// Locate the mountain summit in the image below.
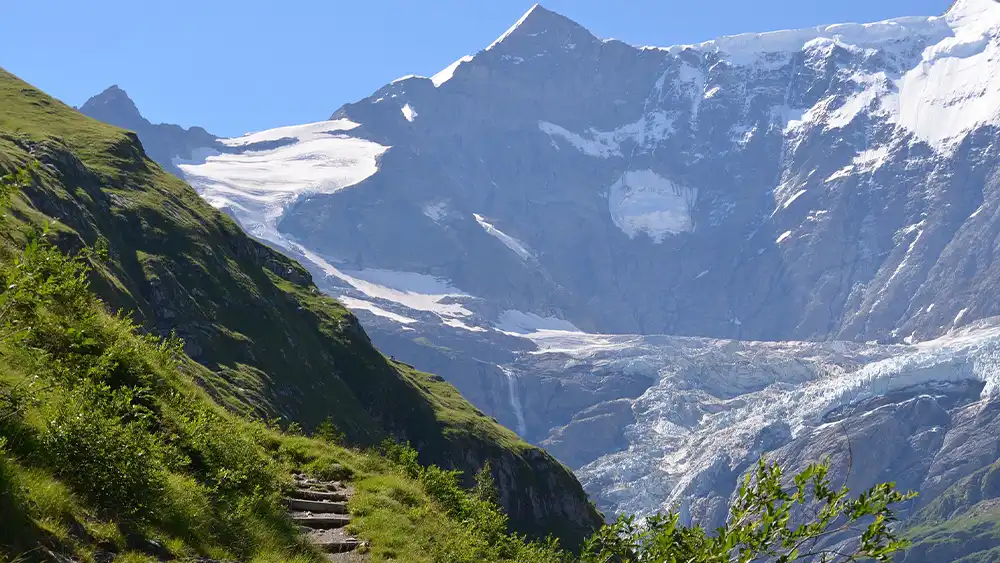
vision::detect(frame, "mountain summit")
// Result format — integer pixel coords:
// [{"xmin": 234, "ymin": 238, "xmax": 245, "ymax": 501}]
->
[
  {"xmin": 79, "ymin": 85, "xmax": 220, "ymax": 177},
  {"xmin": 78, "ymin": 84, "xmax": 146, "ymax": 130},
  {"xmin": 484, "ymin": 3, "xmax": 597, "ymax": 52}
]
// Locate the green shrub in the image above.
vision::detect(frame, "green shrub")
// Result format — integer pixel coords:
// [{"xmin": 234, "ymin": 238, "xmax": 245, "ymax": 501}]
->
[
  {"xmin": 0, "ymin": 163, "xmax": 32, "ymax": 215},
  {"xmin": 40, "ymin": 381, "xmax": 165, "ymax": 520},
  {"xmin": 1, "ymin": 236, "xmax": 94, "ymax": 348},
  {"xmin": 380, "ymin": 438, "xmax": 421, "ymax": 479},
  {"xmin": 174, "ymin": 407, "xmax": 281, "ymax": 499},
  {"xmin": 473, "ymin": 462, "xmax": 500, "ymax": 506},
  {"xmin": 375, "ymin": 440, "xmax": 568, "ymax": 562}
]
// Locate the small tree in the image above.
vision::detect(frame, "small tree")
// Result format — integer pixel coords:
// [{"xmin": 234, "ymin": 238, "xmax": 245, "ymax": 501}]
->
[
  {"xmin": 313, "ymin": 416, "xmax": 345, "ymax": 445},
  {"xmin": 473, "ymin": 461, "xmax": 500, "ymax": 505},
  {"xmin": 582, "ymin": 459, "xmax": 916, "ymax": 563}
]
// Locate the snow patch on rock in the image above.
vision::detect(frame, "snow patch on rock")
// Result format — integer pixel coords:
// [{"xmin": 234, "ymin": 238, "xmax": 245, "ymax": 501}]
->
[
  {"xmin": 538, "ymin": 121, "xmax": 621, "ymax": 158},
  {"xmin": 496, "ymin": 310, "xmax": 580, "ymax": 334},
  {"xmin": 474, "ymin": 214, "xmax": 534, "ymax": 260},
  {"xmin": 487, "ymin": 4, "xmax": 544, "ymax": 51},
  {"xmin": 338, "ymin": 296, "xmax": 419, "ymax": 324},
  {"xmin": 340, "ymin": 268, "xmax": 473, "ymax": 317},
  {"xmin": 608, "ymin": 170, "xmax": 697, "ymax": 241},
  {"xmin": 401, "ymin": 103, "xmax": 418, "ymax": 122},
  {"xmin": 538, "ymin": 112, "xmax": 676, "ymax": 159},
  {"xmin": 432, "ymin": 55, "xmax": 474, "ymax": 87}
]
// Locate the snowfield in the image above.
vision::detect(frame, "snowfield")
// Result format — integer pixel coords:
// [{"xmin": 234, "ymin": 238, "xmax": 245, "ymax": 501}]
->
[
  {"xmin": 608, "ymin": 170, "xmax": 697, "ymax": 241},
  {"xmin": 176, "ymin": 119, "xmax": 387, "ymax": 244}
]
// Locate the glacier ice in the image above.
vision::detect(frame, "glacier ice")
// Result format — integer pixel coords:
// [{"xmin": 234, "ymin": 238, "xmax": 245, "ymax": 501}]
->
[
  {"xmin": 177, "ymin": 119, "xmax": 387, "ymax": 246},
  {"xmin": 528, "ymin": 323, "xmax": 1000, "ymax": 518}
]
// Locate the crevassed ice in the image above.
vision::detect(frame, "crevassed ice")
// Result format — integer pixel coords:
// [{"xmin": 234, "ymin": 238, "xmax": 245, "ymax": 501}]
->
[{"xmin": 552, "ymin": 322, "xmax": 1000, "ymax": 518}]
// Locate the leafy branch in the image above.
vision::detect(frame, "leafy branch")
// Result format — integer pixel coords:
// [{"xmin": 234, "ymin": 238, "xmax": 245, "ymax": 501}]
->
[
  {"xmin": 581, "ymin": 459, "xmax": 916, "ymax": 563},
  {"xmin": 0, "ymin": 162, "xmax": 35, "ymax": 214}
]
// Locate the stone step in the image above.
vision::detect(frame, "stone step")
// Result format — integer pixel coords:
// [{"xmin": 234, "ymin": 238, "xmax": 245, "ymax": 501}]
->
[
  {"xmin": 306, "ymin": 528, "xmax": 362, "ymax": 554},
  {"xmin": 291, "ymin": 513, "xmax": 351, "ymax": 529},
  {"xmin": 322, "ymin": 540, "xmax": 361, "ymax": 555},
  {"xmin": 293, "ymin": 477, "xmax": 341, "ymax": 492},
  {"xmin": 293, "ymin": 488, "xmax": 349, "ymax": 502},
  {"xmin": 288, "ymin": 498, "xmax": 348, "ymax": 514}
]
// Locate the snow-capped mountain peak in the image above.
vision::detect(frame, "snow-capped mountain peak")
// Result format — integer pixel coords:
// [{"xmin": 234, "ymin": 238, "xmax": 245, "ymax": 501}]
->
[
  {"xmin": 173, "ymin": 1, "xmax": 1000, "ymax": 346},
  {"xmin": 948, "ymin": 0, "xmax": 1000, "ymax": 29}
]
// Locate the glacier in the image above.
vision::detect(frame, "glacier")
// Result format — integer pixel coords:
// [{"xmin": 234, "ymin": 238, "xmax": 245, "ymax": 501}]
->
[
  {"xmin": 175, "ymin": 119, "xmax": 387, "ymax": 245},
  {"xmin": 521, "ymin": 323, "xmax": 1000, "ymax": 519}
]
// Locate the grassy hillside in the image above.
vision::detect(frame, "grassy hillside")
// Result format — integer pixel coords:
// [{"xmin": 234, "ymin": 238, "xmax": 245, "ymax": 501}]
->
[
  {"xmin": 903, "ymin": 460, "xmax": 1000, "ymax": 562},
  {"xmin": 0, "ymin": 68, "xmax": 603, "ymax": 547}
]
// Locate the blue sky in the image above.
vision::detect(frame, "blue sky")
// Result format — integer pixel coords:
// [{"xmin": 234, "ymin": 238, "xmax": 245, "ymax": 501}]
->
[{"xmin": 3, "ymin": 0, "xmax": 951, "ymax": 137}]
